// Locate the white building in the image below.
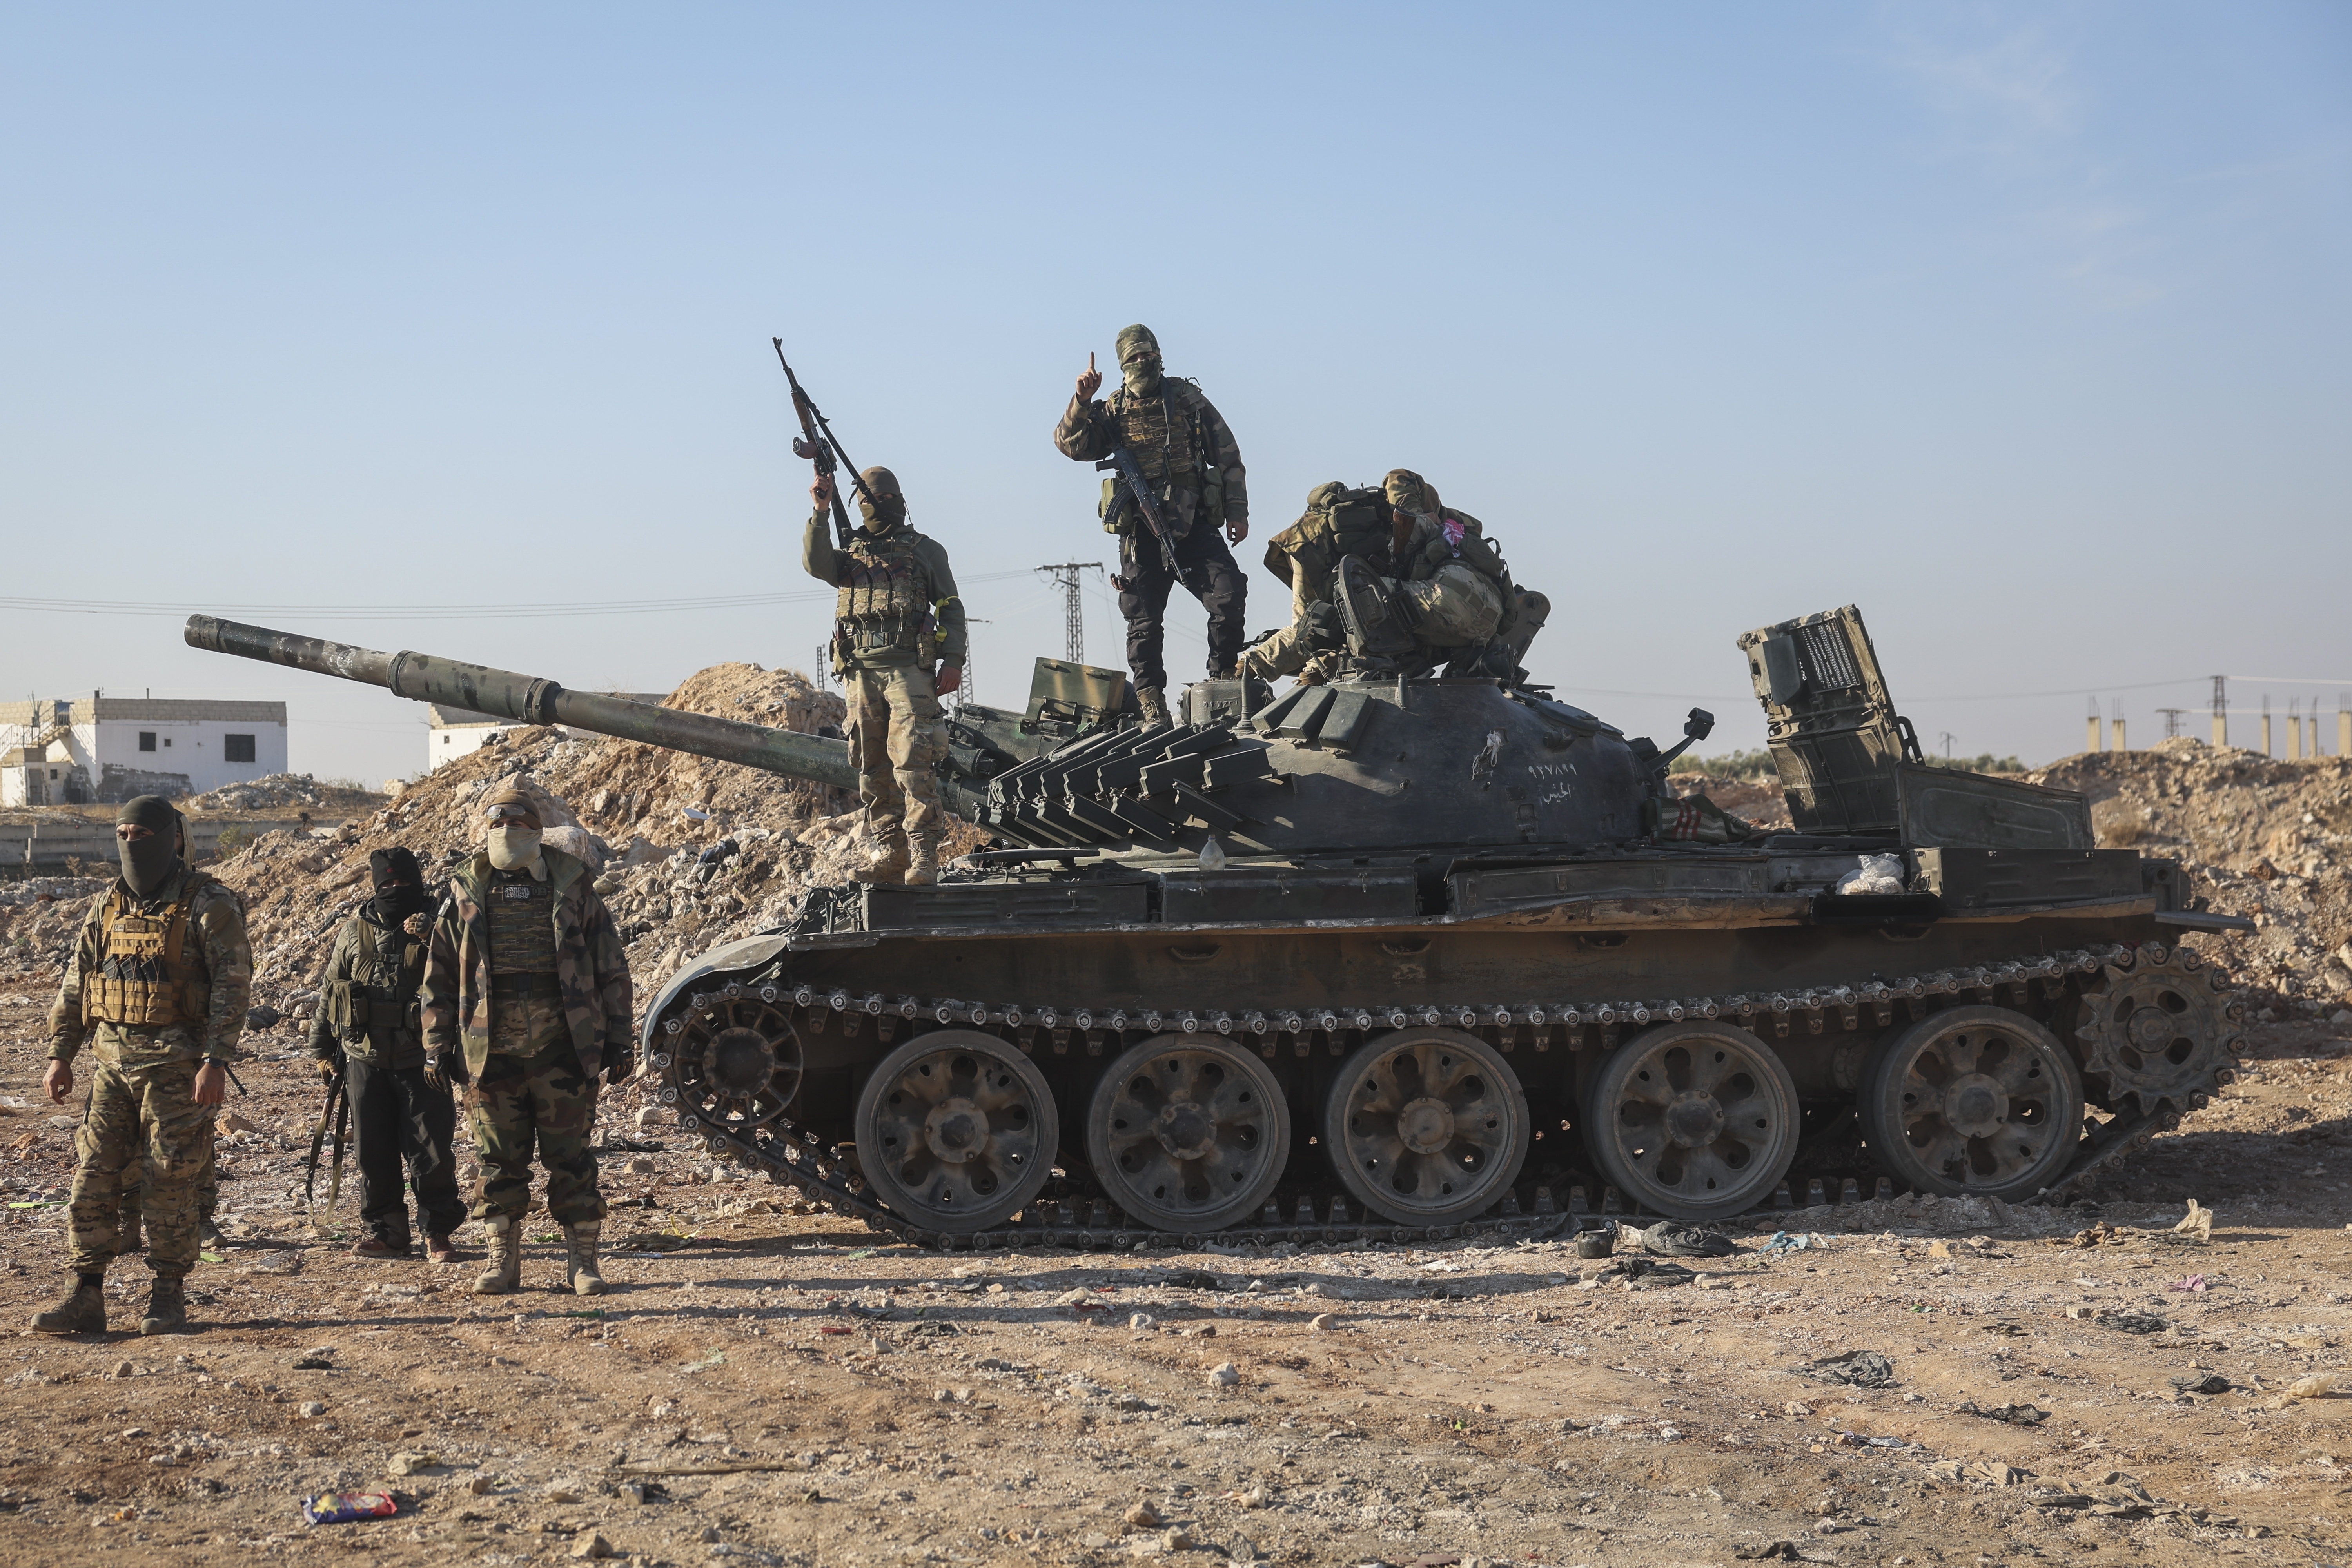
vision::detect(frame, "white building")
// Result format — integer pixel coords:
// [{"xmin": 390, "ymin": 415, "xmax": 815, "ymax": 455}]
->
[
  {"xmin": 0, "ymin": 695, "xmax": 290, "ymax": 806},
  {"xmin": 425, "ymin": 695, "xmax": 667, "ymax": 772}
]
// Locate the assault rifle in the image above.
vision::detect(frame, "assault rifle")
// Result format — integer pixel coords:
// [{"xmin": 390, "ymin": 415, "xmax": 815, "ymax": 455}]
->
[
  {"xmin": 772, "ymin": 340, "xmax": 876, "ymax": 552},
  {"xmin": 1096, "ymin": 448, "xmax": 1182, "ymax": 577}
]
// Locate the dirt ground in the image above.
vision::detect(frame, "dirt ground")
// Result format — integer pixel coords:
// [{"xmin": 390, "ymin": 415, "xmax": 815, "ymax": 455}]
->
[{"xmin": 1, "ymin": 989, "xmax": 2347, "ymax": 1568}]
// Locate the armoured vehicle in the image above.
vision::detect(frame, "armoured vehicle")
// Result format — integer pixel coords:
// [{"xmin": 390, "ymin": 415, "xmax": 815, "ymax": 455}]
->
[{"xmin": 187, "ymin": 609, "xmax": 2251, "ymax": 1250}]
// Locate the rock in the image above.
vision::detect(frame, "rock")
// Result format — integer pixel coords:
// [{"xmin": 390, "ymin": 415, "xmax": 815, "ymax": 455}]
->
[
  {"xmin": 466, "ymin": 1474, "xmax": 496, "ymax": 1495},
  {"xmin": 547, "ymin": 1488, "xmax": 583, "ymax": 1505},
  {"xmin": 218, "ymin": 1111, "xmax": 256, "ymax": 1134},
  {"xmin": 1207, "ymin": 1362, "xmax": 1241, "ymax": 1388},
  {"xmin": 297, "ymin": 1401, "xmax": 327, "ymax": 1417},
  {"xmin": 243, "ymin": 1005, "xmax": 281, "ymax": 1030},
  {"xmin": 571, "ymin": 1533, "xmax": 615, "ymax": 1559},
  {"xmin": 1161, "ymin": 1526, "xmax": 1194, "ymax": 1551},
  {"xmin": 1125, "ymin": 1500, "xmax": 1165, "ymax": 1528},
  {"xmin": 1309, "ymin": 1313, "xmax": 1339, "ymax": 1331},
  {"xmin": 625, "ymin": 1156, "xmax": 656, "ymax": 1175},
  {"xmin": 633, "ymin": 1106, "xmax": 670, "ymax": 1129},
  {"xmin": 386, "ymin": 1450, "xmax": 434, "ymax": 1475},
  {"xmin": 1129, "ymin": 1313, "xmax": 1156, "ymax": 1332}
]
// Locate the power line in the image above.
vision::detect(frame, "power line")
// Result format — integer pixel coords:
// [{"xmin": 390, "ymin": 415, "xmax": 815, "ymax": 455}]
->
[{"xmin": 1033, "ymin": 563, "xmax": 1104, "ymax": 665}]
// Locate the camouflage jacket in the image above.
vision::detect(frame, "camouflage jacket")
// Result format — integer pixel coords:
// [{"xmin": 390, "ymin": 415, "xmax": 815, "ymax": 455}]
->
[
  {"xmin": 420, "ymin": 847, "xmax": 633, "ymax": 1081},
  {"xmin": 47, "ymin": 862, "xmax": 252, "ymax": 1066},
  {"xmin": 1054, "ymin": 379, "xmax": 1249, "ymax": 523},
  {"xmin": 306, "ymin": 902, "xmax": 432, "ymax": 1068}
]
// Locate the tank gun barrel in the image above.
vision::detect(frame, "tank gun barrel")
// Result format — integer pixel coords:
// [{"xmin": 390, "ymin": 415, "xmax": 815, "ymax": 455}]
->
[{"xmin": 183, "ymin": 615, "xmax": 859, "ymax": 793}]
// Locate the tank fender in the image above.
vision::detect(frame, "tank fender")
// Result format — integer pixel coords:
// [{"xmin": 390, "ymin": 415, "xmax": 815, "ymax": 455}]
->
[{"xmin": 637, "ymin": 932, "xmax": 794, "ymax": 1053}]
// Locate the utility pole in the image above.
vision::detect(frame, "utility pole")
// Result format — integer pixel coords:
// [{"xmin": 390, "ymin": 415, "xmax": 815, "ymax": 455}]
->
[
  {"xmin": 1938, "ymin": 731, "xmax": 1955, "ymax": 762},
  {"xmin": 2210, "ymin": 675, "xmax": 2227, "ymax": 748},
  {"xmin": 811, "ymin": 646, "xmax": 830, "ymax": 695},
  {"xmin": 2157, "ymin": 707, "xmax": 2187, "ymax": 740},
  {"xmin": 1035, "ymin": 562, "xmax": 1105, "ymax": 666}
]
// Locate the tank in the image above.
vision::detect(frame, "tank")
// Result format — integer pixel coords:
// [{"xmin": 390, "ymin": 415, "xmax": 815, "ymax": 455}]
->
[{"xmin": 186, "ymin": 608, "xmax": 2252, "ymax": 1250}]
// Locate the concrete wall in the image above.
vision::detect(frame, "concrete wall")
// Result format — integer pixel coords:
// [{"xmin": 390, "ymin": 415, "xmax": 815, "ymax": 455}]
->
[{"xmin": 0, "ymin": 814, "xmax": 325, "ymax": 873}]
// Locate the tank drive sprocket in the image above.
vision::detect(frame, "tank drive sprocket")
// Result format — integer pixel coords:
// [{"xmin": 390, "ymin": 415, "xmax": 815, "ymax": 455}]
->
[{"xmin": 2073, "ymin": 945, "xmax": 2245, "ymax": 1115}]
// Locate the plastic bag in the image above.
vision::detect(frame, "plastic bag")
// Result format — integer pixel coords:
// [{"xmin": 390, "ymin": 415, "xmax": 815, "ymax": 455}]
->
[{"xmin": 1833, "ymin": 854, "xmax": 1906, "ymax": 895}]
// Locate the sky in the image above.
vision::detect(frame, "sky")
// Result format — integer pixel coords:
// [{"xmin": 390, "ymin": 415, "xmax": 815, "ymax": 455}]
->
[{"xmin": 3, "ymin": 2, "xmax": 2347, "ymax": 786}]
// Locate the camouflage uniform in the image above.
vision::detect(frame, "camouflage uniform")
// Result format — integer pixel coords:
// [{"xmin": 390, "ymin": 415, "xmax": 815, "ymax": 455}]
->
[
  {"xmin": 47, "ymin": 862, "xmax": 250, "ymax": 1281},
  {"xmin": 801, "ymin": 475, "xmax": 967, "ymax": 871},
  {"xmin": 1054, "ymin": 325, "xmax": 1250, "ymax": 696},
  {"xmin": 308, "ymin": 901, "xmax": 465, "ymax": 1247},
  {"xmin": 1243, "ymin": 470, "xmax": 1535, "ymax": 681},
  {"xmin": 421, "ymin": 845, "xmax": 631, "ymax": 1227}
]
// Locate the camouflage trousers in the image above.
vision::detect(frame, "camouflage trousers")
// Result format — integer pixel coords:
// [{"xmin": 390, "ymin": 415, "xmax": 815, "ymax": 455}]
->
[
  {"xmin": 120, "ymin": 1141, "xmax": 218, "ymax": 1234},
  {"xmin": 465, "ymin": 1007, "xmax": 602, "ymax": 1225},
  {"xmin": 849, "ymin": 663, "xmax": 947, "ymax": 852},
  {"xmin": 67, "ymin": 1055, "xmax": 214, "ymax": 1278}
]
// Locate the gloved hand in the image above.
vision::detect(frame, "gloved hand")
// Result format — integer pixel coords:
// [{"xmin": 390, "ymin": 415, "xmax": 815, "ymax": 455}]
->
[
  {"xmin": 423, "ymin": 1053, "xmax": 449, "ymax": 1093},
  {"xmin": 605, "ymin": 1055, "xmax": 637, "ymax": 1089},
  {"xmin": 314, "ymin": 1057, "xmax": 339, "ymax": 1086}
]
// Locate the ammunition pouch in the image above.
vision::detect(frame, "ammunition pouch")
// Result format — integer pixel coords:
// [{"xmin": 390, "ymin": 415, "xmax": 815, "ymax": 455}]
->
[{"xmin": 82, "ymin": 878, "xmax": 214, "ymax": 1029}]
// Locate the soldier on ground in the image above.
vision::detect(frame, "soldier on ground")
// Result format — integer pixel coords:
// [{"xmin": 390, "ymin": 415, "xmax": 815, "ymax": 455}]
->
[
  {"xmin": 32, "ymin": 795, "xmax": 250, "ymax": 1336},
  {"xmin": 421, "ymin": 788, "xmax": 633, "ymax": 1296},
  {"xmin": 308, "ymin": 846, "xmax": 466, "ymax": 1261},
  {"xmin": 1054, "ymin": 324, "xmax": 1249, "ymax": 726},
  {"xmin": 802, "ymin": 466, "xmax": 967, "ymax": 886},
  {"xmin": 1240, "ymin": 469, "xmax": 1545, "ymax": 684}
]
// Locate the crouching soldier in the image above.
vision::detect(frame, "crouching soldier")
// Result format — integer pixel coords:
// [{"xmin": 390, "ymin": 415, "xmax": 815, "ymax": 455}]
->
[
  {"xmin": 308, "ymin": 847, "xmax": 466, "ymax": 1261},
  {"xmin": 33, "ymin": 795, "xmax": 249, "ymax": 1336},
  {"xmin": 422, "ymin": 789, "xmax": 633, "ymax": 1296}
]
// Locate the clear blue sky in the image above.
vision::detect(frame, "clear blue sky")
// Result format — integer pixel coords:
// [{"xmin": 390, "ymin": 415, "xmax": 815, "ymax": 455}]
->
[{"xmin": 4, "ymin": 3, "xmax": 2347, "ymax": 784}]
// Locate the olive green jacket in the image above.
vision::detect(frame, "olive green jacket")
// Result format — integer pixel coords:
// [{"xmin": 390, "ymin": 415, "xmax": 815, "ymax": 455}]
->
[{"xmin": 419, "ymin": 848, "xmax": 633, "ymax": 1082}]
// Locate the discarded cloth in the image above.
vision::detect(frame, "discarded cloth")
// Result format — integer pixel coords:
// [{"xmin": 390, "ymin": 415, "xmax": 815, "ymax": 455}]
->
[{"xmin": 1641, "ymin": 1220, "xmax": 1736, "ymax": 1258}]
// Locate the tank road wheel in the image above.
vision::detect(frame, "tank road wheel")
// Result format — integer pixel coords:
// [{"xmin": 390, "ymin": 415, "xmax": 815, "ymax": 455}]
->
[
  {"xmin": 668, "ymin": 993, "xmax": 803, "ymax": 1136},
  {"xmin": 1859, "ymin": 1005, "xmax": 2084, "ymax": 1201},
  {"xmin": 1584, "ymin": 1022, "xmax": 1800, "ymax": 1222},
  {"xmin": 1323, "ymin": 1029, "xmax": 1530, "ymax": 1226},
  {"xmin": 854, "ymin": 1030, "xmax": 1058, "ymax": 1234},
  {"xmin": 1086, "ymin": 1034, "xmax": 1290, "ymax": 1233}
]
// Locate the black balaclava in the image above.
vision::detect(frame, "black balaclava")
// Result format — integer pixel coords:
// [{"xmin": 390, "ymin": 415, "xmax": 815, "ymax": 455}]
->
[
  {"xmin": 370, "ymin": 846, "xmax": 427, "ymax": 926},
  {"xmin": 116, "ymin": 795, "xmax": 183, "ymax": 899}
]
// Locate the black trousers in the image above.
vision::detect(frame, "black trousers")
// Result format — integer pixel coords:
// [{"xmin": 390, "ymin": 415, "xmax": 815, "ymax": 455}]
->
[
  {"xmin": 346, "ymin": 1056, "xmax": 466, "ymax": 1242},
  {"xmin": 1117, "ymin": 513, "xmax": 1248, "ymax": 693}
]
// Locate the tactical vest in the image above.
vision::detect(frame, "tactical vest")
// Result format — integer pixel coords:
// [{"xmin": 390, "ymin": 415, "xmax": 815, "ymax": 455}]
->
[
  {"xmin": 321, "ymin": 912, "xmax": 426, "ymax": 1053},
  {"xmin": 834, "ymin": 529, "xmax": 937, "ymax": 661},
  {"xmin": 486, "ymin": 875, "xmax": 559, "ymax": 974},
  {"xmin": 82, "ymin": 875, "xmax": 217, "ymax": 1028}
]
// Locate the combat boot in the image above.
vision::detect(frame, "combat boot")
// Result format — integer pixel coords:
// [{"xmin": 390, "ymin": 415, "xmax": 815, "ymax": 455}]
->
[
  {"xmin": 853, "ymin": 837, "xmax": 910, "ymax": 886},
  {"xmin": 197, "ymin": 1215, "xmax": 224, "ymax": 1250},
  {"xmin": 562, "ymin": 1220, "xmax": 607, "ymax": 1296},
  {"xmin": 471, "ymin": 1215, "xmax": 521, "ymax": 1296},
  {"xmin": 1136, "ymin": 687, "xmax": 1170, "ymax": 730},
  {"xmin": 29, "ymin": 1277, "xmax": 106, "ymax": 1335},
  {"xmin": 139, "ymin": 1276, "xmax": 189, "ymax": 1336},
  {"xmin": 904, "ymin": 840, "xmax": 942, "ymax": 887}
]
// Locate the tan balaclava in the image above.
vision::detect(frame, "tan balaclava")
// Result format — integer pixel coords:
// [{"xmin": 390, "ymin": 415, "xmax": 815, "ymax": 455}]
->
[{"xmin": 484, "ymin": 787, "xmax": 544, "ymax": 874}]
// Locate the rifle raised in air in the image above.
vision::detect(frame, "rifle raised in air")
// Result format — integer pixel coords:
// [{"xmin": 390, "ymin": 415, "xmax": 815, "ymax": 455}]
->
[{"xmin": 771, "ymin": 340, "xmax": 875, "ymax": 552}]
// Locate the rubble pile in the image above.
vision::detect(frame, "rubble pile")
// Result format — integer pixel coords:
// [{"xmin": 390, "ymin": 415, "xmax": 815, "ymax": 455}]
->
[
  {"xmin": 2030, "ymin": 739, "xmax": 2352, "ymax": 1018},
  {"xmin": 197, "ymin": 662, "xmax": 882, "ymax": 1019},
  {"xmin": 1668, "ymin": 769, "xmax": 1793, "ymax": 831},
  {"xmin": 185, "ymin": 772, "xmax": 383, "ymax": 816}
]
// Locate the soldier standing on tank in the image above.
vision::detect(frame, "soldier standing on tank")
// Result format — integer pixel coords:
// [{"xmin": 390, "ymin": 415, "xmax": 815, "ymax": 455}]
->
[
  {"xmin": 307, "ymin": 846, "xmax": 466, "ymax": 1261},
  {"xmin": 32, "ymin": 795, "xmax": 249, "ymax": 1336},
  {"xmin": 1054, "ymin": 325, "xmax": 1250, "ymax": 726},
  {"xmin": 421, "ymin": 788, "xmax": 633, "ymax": 1296},
  {"xmin": 802, "ymin": 466, "xmax": 967, "ymax": 886}
]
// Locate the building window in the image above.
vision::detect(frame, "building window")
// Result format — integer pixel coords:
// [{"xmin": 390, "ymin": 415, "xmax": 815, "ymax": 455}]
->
[
  {"xmin": 224, "ymin": 734, "xmax": 256, "ymax": 763},
  {"xmin": 164, "ymin": 737, "xmax": 172, "ymax": 746},
  {"xmin": 139, "ymin": 731, "xmax": 157, "ymax": 751},
  {"xmin": 49, "ymin": 769, "xmax": 59, "ymax": 780}
]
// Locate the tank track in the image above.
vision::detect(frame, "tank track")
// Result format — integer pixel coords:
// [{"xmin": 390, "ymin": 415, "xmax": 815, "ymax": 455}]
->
[{"xmin": 650, "ymin": 939, "xmax": 2245, "ymax": 1250}]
